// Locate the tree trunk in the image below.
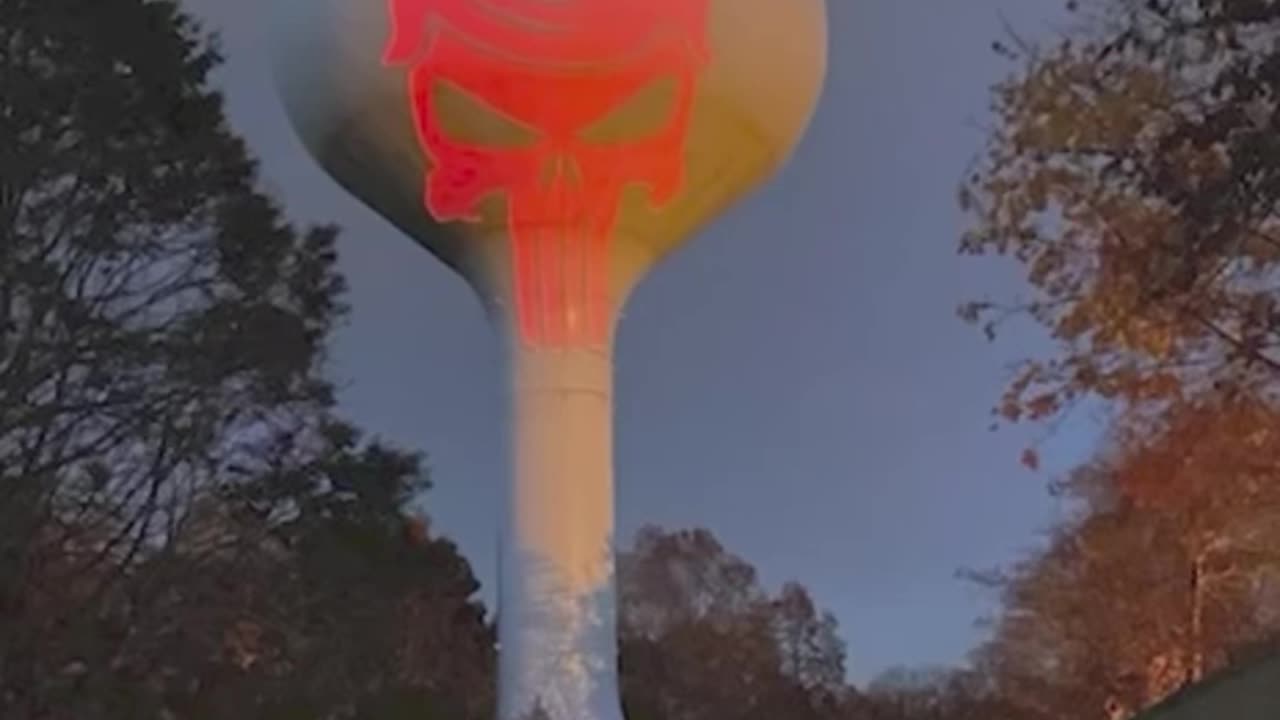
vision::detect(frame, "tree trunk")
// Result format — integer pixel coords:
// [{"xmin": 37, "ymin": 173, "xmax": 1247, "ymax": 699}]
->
[{"xmin": 1189, "ymin": 548, "xmax": 1207, "ymax": 685}]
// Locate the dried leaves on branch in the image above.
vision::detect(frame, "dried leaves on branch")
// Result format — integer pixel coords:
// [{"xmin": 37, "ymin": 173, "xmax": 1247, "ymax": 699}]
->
[{"xmin": 960, "ymin": 0, "xmax": 1280, "ymax": 422}]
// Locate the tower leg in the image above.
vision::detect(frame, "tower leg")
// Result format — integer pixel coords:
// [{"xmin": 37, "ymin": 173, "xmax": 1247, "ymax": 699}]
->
[{"xmin": 497, "ymin": 342, "xmax": 624, "ymax": 720}]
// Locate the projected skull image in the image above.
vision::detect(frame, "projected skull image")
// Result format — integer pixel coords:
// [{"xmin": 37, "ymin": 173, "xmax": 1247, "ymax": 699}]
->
[{"xmin": 383, "ymin": 0, "xmax": 711, "ymax": 347}]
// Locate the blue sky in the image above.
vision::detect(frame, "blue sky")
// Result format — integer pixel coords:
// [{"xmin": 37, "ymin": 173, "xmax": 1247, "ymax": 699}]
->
[{"xmin": 187, "ymin": 0, "xmax": 1103, "ymax": 684}]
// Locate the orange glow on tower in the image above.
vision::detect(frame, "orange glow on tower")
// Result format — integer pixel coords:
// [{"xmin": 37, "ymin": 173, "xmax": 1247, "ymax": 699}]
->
[{"xmin": 382, "ymin": 0, "xmax": 712, "ymax": 347}]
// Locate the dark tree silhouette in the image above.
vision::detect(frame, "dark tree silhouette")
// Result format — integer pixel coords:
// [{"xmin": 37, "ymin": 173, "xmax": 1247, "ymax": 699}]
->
[
  {"xmin": 0, "ymin": 0, "xmax": 341, "ymax": 596},
  {"xmin": 617, "ymin": 526, "xmax": 852, "ymax": 720},
  {"xmin": 0, "ymin": 2, "xmax": 494, "ymax": 718}
]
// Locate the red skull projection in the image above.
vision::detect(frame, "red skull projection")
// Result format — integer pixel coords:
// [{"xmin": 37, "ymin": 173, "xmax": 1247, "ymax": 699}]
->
[{"xmin": 383, "ymin": 0, "xmax": 712, "ymax": 347}]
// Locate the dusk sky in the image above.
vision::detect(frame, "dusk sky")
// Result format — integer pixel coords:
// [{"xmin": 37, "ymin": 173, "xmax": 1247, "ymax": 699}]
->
[{"xmin": 185, "ymin": 0, "xmax": 1104, "ymax": 683}]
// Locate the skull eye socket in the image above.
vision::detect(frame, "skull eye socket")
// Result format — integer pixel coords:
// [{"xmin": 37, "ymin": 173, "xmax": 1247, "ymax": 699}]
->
[
  {"xmin": 578, "ymin": 76, "xmax": 677, "ymax": 144},
  {"xmin": 430, "ymin": 79, "xmax": 542, "ymax": 147}
]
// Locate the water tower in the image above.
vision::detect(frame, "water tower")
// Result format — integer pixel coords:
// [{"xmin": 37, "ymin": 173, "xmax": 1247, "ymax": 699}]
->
[{"xmin": 270, "ymin": 1, "xmax": 826, "ymax": 717}]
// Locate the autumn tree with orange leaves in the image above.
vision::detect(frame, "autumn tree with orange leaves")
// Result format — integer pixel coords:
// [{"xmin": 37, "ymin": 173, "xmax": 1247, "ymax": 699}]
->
[
  {"xmin": 960, "ymin": 2, "xmax": 1280, "ymax": 717},
  {"xmin": 960, "ymin": 0, "xmax": 1280, "ymax": 425},
  {"xmin": 969, "ymin": 394, "xmax": 1280, "ymax": 720}
]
